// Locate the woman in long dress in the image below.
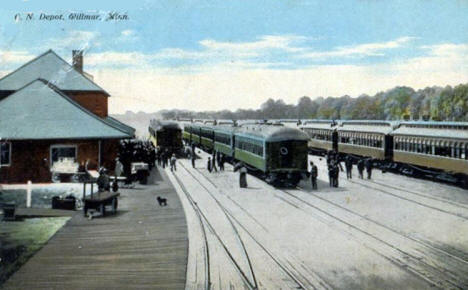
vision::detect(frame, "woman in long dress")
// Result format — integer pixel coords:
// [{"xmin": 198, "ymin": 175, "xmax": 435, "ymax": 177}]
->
[{"xmin": 239, "ymin": 166, "xmax": 248, "ymax": 188}]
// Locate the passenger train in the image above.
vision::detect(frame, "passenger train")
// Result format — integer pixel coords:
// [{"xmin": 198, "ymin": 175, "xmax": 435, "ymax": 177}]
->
[
  {"xmin": 157, "ymin": 117, "xmax": 468, "ymax": 188},
  {"xmin": 148, "ymin": 120, "xmax": 183, "ymax": 155},
  {"xmin": 300, "ymin": 120, "xmax": 468, "ymax": 188},
  {"xmin": 183, "ymin": 122, "xmax": 309, "ymax": 187}
]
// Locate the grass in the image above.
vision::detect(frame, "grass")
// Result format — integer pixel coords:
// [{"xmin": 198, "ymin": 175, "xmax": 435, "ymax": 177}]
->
[{"xmin": 0, "ymin": 217, "xmax": 70, "ymax": 285}]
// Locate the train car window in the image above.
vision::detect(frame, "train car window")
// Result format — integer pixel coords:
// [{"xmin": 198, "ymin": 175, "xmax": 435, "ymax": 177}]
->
[
  {"xmin": 454, "ymin": 142, "xmax": 460, "ymax": 159},
  {"xmin": 465, "ymin": 143, "xmax": 468, "ymax": 160},
  {"xmin": 377, "ymin": 136, "xmax": 383, "ymax": 148}
]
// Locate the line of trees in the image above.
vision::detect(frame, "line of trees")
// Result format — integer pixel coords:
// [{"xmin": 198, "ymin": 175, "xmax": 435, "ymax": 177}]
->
[{"xmin": 161, "ymin": 83, "xmax": 468, "ymax": 121}]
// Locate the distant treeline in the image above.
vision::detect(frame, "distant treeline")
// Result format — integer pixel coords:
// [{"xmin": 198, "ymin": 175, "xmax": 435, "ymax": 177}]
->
[{"xmin": 161, "ymin": 83, "xmax": 468, "ymax": 121}]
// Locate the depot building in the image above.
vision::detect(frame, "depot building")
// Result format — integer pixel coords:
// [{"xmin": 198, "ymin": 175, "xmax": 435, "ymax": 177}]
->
[{"xmin": 0, "ymin": 50, "xmax": 135, "ymax": 183}]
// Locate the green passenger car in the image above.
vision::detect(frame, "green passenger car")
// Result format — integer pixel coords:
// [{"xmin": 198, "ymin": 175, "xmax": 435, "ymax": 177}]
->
[
  {"xmin": 233, "ymin": 125, "xmax": 309, "ymax": 186},
  {"xmin": 214, "ymin": 126, "xmax": 236, "ymax": 158}
]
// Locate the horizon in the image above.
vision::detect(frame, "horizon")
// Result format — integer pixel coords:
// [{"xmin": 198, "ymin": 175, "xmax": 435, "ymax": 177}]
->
[{"xmin": 1, "ymin": 1, "xmax": 467, "ymax": 114}]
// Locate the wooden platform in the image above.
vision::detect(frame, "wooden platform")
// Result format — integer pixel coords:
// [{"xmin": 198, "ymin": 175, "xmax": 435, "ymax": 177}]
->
[
  {"xmin": 15, "ymin": 208, "xmax": 76, "ymax": 218},
  {"xmin": 3, "ymin": 167, "xmax": 188, "ymax": 290}
]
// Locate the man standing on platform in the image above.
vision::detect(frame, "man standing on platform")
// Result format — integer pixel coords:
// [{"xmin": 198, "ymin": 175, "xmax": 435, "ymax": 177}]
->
[
  {"xmin": 207, "ymin": 157, "xmax": 212, "ymax": 173},
  {"xmin": 328, "ymin": 161, "xmax": 334, "ymax": 187},
  {"xmin": 191, "ymin": 153, "xmax": 196, "ymax": 168},
  {"xmin": 219, "ymin": 155, "xmax": 225, "ymax": 171},
  {"xmin": 211, "ymin": 154, "xmax": 218, "ymax": 172},
  {"xmin": 310, "ymin": 161, "xmax": 318, "ymax": 189},
  {"xmin": 357, "ymin": 159, "xmax": 365, "ymax": 179},
  {"xmin": 170, "ymin": 154, "xmax": 177, "ymax": 172},
  {"xmin": 345, "ymin": 155, "xmax": 353, "ymax": 179},
  {"xmin": 365, "ymin": 158, "xmax": 373, "ymax": 179}
]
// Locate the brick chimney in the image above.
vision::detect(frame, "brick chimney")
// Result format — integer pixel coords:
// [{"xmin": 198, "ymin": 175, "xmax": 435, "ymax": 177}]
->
[{"xmin": 72, "ymin": 50, "xmax": 83, "ymax": 73}]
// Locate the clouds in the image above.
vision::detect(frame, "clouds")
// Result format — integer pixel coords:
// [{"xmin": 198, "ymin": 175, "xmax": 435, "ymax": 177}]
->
[
  {"xmin": 81, "ymin": 35, "xmax": 419, "ymax": 70},
  {"xmin": 0, "ymin": 50, "xmax": 35, "ymax": 65},
  {"xmin": 0, "ymin": 32, "xmax": 466, "ymax": 114},
  {"xmin": 118, "ymin": 29, "xmax": 138, "ymax": 43},
  {"xmin": 301, "ymin": 37, "xmax": 416, "ymax": 59},
  {"xmin": 97, "ymin": 41, "xmax": 468, "ymax": 113},
  {"xmin": 48, "ymin": 30, "xmax": 101, "ymax": 51}
]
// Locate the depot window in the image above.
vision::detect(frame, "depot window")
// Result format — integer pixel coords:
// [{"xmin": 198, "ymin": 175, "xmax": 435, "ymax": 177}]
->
[
  {"xmin": 0, "ymin": 142, "xmax": 11, "ymax": 166},
  {"xmin": 50, "ymin": 145, "xmax": 77, "ymax": 166}
]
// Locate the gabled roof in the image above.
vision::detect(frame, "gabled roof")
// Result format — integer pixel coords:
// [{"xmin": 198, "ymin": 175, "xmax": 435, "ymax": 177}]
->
[
  {"xmin": 0, "ymin": 50, "xmax": 109, "ymax": 95},
  {"xmin": 0, "ymin": 79, "xmax": 131, "ymax": 140},
  {"xmin": 104, "ymin": 116, "xmax": 136, "ymax": 137}
]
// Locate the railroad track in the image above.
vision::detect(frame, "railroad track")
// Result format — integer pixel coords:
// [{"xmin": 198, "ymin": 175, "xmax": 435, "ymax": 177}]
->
[
  {"xmin": 184, "ymin": 153, "xmax": 467, "ymax": 288},
  {"xmin": 170, "ymin": 171, "xmax": 211, "ymax": 289},
  {"xmin": 347, "ymin": 178, "xmax": 468, "ymax": 220},
  {"xmin": 296, "ymin": 184, "xmax": 468, "ymax": 264},
  {"xmin": 309, "ymin": 157, "xmax": 468, "ymax": 220},
  {"xmin": 172, "ymin": 166, "xmax": 258, "ymax": 289},
  {"xmin": 179, "ymin": 162, "xmax": 331, "ymax": 289},
  {"xmin": 369, "ymin": 179, "xmax": 468, "ymax": 211},
  {"xmin": 279, "ymin": 188, "xmax": 468, "ymax": 289}
]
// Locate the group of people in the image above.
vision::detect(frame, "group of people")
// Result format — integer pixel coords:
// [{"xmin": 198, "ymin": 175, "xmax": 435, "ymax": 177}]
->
[
  {"xmin": 326, "ymin": 151, "xmax": 343, "ymax": 188},
  {"xmin": 152, "ymin": 147, "xmax": 177, "ymax": 172},
  {"xmin": 309, "ymin": 151, "xmax": 374, "ymax": 190},
  {"xmin": 117, "ymin": 140, "xmax": 156, "ymax": 185},
  {"xmin": 187, "ymin": 142, "xmax": 247, "ymax": 187},
  {"xmin": 206, "ymin": 151, "xmax": 226, "ymax": 173},
  {"xmin": 357, "ymin": 158, "xmax": 373, "ymax": 179}
]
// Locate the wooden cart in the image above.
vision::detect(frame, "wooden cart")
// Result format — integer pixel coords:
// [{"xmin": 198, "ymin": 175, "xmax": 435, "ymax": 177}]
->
[{"xmin": 83, "ymin": 191, "xmax": 120, "ymax": 217}]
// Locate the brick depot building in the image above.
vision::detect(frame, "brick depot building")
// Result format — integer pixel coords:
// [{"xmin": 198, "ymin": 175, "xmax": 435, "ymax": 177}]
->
[{"xmin": 0, "ymin": 50, "xmax": 135, "ymax": 183}]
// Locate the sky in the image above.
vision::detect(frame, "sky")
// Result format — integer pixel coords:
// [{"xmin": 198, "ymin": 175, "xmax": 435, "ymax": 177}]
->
[{"xmin": 0, "ymin": 0, "xmax": 467, "ymax": 114}]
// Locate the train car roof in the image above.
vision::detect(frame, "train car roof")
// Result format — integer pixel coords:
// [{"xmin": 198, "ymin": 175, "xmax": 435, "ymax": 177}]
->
[
  {"xmin": 213, "ymin": 125, "xmax": 237, "ymax": 134},
  {"xmin": 236, "ymin": 119, "xmax": 264, "ymax": 126},
  {"xmin": 236, "ymin": 124, "xmax": 309, "ymax": 142},
  {"xmin": 392, "ymin": 121, "xmax": 468, "ymax": 139},
  {"xmin": 216, "ymin": 119, "xmax": 234, "ymax": 125},
  {"xmin": 399, "ymin": 121, "xmax": 468, "ymax": 127},
  {"xmin": 149, "ymin": 119, "xmax": 181, "ymax": 131},
  {"xmin": 300, "ymin": 120, "xmax": 337, "ymax": 130},
  {"xmin": 337, "ymin": 120, "xmax": 398, "ymax": 134},
  {"xmin": 301, "ymin": 119, "xmax": 335, "ymax": 125}
]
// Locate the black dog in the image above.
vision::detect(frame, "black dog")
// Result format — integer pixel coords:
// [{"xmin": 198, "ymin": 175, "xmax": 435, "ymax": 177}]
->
[{"xmin": 157, "ymin": 196, "xmax": 167, "ymax": 206}]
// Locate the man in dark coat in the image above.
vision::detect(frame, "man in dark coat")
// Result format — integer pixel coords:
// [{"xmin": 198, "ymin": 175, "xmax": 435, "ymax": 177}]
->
[
  {"xmin": 357, "ymin": 159, "xmax": 365, "ymax": 179},
  {"xmin": 161, "ymin": 151, "xmax": 166, "ymax": 168},
  {"xmin": 191, "ymin": 153, "xmax": 196, "ymax": 168},
  {"xmin": 207, "ymin": 157, "xmax": 212, "ymax": 173},
  {"xmin": 219, "ymin": 155, "xmax": 225, "ymax": 171},
  {"xmin": 345, "ymin": 155, "xmax": 353, "ymax": 179},
  {"xmin": 328, "ymin": 162, "xmax": 334, "ymax": 187},
  {"xmin": 211, "ymin": 154, "xmax": 218, "ymax": 172},
  {"xmin": 310, "ymin": 161, "xmax": 318, "ymax": 189},
  {"xmin": 332, "ymin": 163, "xmax": 339, "ymax": 187},
  {"xmin": 365, "ymin": 158, "xmax": 373, "ymax": 179}
]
